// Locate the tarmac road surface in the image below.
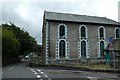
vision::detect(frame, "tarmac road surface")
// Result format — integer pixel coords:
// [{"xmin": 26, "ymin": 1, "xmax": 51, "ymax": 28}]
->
[{"xmin": 2, "ymin": 61, "xmax": 120, "ymax": 80}]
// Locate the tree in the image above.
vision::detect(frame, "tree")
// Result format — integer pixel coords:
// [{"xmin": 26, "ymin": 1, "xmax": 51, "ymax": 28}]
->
[
  {"xmin": 2, "ymin": 28, "xmax": 20, "ymax": 65},
  {"xmin": 2, "ymin": 22, "xmax": 37, "ymax": 65},
  {"xmin": 2, "ymin": 22, "xmax": 37, "ymax": 56}
]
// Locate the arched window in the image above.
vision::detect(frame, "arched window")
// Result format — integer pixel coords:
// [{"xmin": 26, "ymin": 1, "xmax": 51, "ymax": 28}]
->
[
  {"xmin": 81, "ymin": 26, "xmax": 86, "ymax": 38},
  {"xmin": 81, "ymin": 41, "xmax": 86, "ymax": 57},
  {"xmin": 116, "ymin": 28, "xmax": 120, "ymax": 39},
  {"xmin": 100, "ymin": 41, "xmax": 104, "ymax": 56},
  {"xmin": 99, "ymin": 27, "xmax": 104, "ymax": 38},
  {"xmin": 59, "ymin": 40, "xmax": 66, "ymax": 58},
  {"xmin": 59, "ymin": 25, "xmax": 65, "ymax": 38}
]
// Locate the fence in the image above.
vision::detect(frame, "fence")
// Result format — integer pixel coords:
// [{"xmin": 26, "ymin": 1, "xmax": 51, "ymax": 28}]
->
[{"xmin": 47, "ymin": 57, "xmax": 120, "ymax": 70}]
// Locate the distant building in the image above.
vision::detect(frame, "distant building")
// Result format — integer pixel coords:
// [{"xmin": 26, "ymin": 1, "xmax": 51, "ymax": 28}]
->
[{"xmin": 42, "ymin": 11, "xmax": 120, "ymax": 64}]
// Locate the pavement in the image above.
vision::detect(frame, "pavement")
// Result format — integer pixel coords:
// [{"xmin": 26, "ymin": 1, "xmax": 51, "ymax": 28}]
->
[{"xmin": 1, "ymin": 61, "xmax": 120, "ymax": 80}]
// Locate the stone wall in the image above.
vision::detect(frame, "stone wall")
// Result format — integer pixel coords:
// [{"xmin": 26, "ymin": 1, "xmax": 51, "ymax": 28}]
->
[{"xmin": 48, "ymin": 21, "xmax": 116, "ymax": 60}]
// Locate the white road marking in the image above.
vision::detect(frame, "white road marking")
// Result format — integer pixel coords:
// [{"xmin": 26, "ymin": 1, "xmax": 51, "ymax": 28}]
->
[
  {"xmin": 38, "ymin": 70, "xmax": 41, "ymax": 72},
  {"xmin": 37, "ymin": 75, "xmax": 41, "ymax": 78},
  {"xmin": 87, "ymin": 77, "xmax": 98, "ymax": 80},
  {"xmin": 45, "ymin": 75, "xmax": 48, "ymax": 78},
  {"xmin": 9, "ymin": 66, "xmax": 15, "ymax": 70},
  {"xmin": 41, "ymin": 72, "xmax": 44, "ymax": 74},
  {"xmin": 34, "ymin": 72, "xmax": 38, "ymax": 75},
  {"xmin": 30, "ymin": 68, "xmax": 50, "ymax": 79},
  {"xmin": 32, "ymin": 70, "xmax": 35, "ymax": 73},
  {"xmin": 36, "ymin": 69, "xmax": 41, "ymax": 72},
  {"xmin": 29, "ymin": 68, "xmax": 43, "ymax": 79}
]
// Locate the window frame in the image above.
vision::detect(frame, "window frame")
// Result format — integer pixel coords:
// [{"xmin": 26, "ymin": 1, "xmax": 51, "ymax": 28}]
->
[
  {"xmin": 81, "ymin": 40, "xmax": 86, "ymax": 58},
  {"xmin": 59, "ymin": 25, "xmax": 65, "ymax": 38},
  {"xmin": 100, "ymin": 41, "xmax": 105, "ymax": 56},
  {"xmin": 81, "ymin": 26, "xmax": 86, "ymax": 38},
  {"xmin": 59, "ymin": 40, "xmax": 66, "ymax": 58},
  {"xmin": 115, "ymin": 28, "xmax": 120, "ymax": 39}
]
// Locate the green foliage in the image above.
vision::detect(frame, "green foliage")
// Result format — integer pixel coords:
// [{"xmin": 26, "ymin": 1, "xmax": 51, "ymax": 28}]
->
[
  {"xmin": 2, "ymin": 22, "xmax": 37, "ymax": 56},
  {"xmin": 2, "ymin": 28, "xmax": 19, "ymax": 53},
  {"xmin": 2, "ymin": 22, "xmax": 37, "ymax": 65},
  {"xmin": 2, "ymin": 28, "xmax": 20, "ymax": 65}
]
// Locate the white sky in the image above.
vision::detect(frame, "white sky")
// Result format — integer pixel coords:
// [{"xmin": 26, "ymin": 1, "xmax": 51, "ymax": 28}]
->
[{"xmin": 1, "ymin": 0, "xmax": 120, "ymax": 44}]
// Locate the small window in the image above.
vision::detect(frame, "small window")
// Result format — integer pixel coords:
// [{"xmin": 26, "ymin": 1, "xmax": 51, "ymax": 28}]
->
[
  {"xmin": 99, "ymin": 27, "xmax": 104, "ymax": 38},
  {"xmin": 59, "ymin": 25, "xmax": 65, "ymax": 38},
  {"xmin": 59, "ymin": 40, "xmax": 66, "ymax": 58},
  {"xmin": 81, "ymin": 26, "xmax": 86, "ymax": 38},
  {"xmin": 100, "ymin": 41, "xmax": 104, "ymax": 56},
  {"xmin": 116, "ymin": 28, "xmax": 120, "ymax": 39},
  {"xmin": 81, "ymin": 41, "xmax": 86, "ymax": 57}
]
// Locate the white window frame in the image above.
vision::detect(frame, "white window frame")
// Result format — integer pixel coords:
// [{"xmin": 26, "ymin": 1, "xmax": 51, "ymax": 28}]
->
[
  {"xmin": 78, "ymin": 39, "xmax": 89, "ymax": 58},
  {"xmin": 56, "ymin": 23, "xmax": 69, "ymax": 59},
  {"xmin": 79, "ymin": 25, "xmax": 88, "ymax": 39},
  {"xmin": 114, "ymin": 27, "xmax": 120, "ymax": 39},
  {"xmin": 78, "ymin": 25, "xmax": 89, "ymax": 58},
  {"xmin": 98, "ymin": 26, "xmax": 106, "ymax": 39},
  {"xmin": 98, "ymin": 40, "xmax": 106, "ymax": 57},
  {"xmin": 45, "ymin": 21, "xmax": 49, "ymax": 64},
  {"xmin": 57, "ymin": 23, "xmax": 68, "ymax": 39}
]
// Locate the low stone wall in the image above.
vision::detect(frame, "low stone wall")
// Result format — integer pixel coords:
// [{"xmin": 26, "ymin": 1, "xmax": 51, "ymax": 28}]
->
[
  {"xmin": 48, "ymin": 59, "xmax": 80, "ymax": 65},
  {"xmin": 47, "ymin": 57, "xmax": 119, "ymax": 69},
  {"xmin": 47, "ymin": 57, "xmax": 105, "ymax": 65}
]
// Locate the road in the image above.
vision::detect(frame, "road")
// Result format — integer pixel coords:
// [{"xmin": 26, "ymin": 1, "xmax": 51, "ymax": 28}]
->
[{"xmin": 1, "ymin": 61, "xmax": 120, "ymax": 80}]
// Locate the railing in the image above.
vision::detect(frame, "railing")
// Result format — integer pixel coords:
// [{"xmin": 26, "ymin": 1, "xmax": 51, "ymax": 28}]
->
[{"xmin": 47, "ymin": 57, "xmax": 120, "ymax": 69}]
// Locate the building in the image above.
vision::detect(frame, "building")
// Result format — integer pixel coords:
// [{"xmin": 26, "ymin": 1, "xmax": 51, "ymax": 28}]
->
[{"xmin": 42, "ymin": 11, "xmax": 120, "ymax": 64}]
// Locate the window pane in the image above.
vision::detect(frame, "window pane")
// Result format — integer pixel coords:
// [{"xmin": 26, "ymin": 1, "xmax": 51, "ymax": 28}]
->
[
  {"xmin": 116, "ymin": 29, "xmax": 120, "ymax": 38},
  {"xmin": 100, "ymin": 41, "xmax": 104, "ymax": 56},
  {"xmin": 100, "ymin": 28, "xmax": 104, "ymax": 38},
  {"xmin": 59, "ymin": 40, "xmax": 66, "ymax": 58},
  {"xmin": 59, "ymin": 25, "xmax": 65, "ymax": 38},
  {"xmin": 81, "ymin": 26, "xmax": 86, "ymax": 37},
  {"xmin": 81, "ymin": 41, "xmax": 86, "ymax": 57}
]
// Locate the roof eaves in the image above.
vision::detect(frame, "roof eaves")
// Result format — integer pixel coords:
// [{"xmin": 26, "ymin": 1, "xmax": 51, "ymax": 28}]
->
[{"xmin": 46, "ymin": 19, "xmax": 120, "ymax": 26}]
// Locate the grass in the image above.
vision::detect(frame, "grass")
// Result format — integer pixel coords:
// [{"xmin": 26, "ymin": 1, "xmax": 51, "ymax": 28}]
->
[
  {"xmin": 49, "ymin": 63, "xmax": 112, "ymax": 70},
  {"xmin": 89, "ymin": 64, "xmax": 111, "ymax": 70}
]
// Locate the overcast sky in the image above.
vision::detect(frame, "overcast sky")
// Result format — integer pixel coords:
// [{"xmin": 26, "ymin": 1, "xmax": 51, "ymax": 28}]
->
[{"xmin": 0, "ymin": 0, "xmax": 120, "ymax": 44}]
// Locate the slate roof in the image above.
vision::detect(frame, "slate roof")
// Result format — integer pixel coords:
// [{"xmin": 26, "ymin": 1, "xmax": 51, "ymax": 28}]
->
[{"xmin": 44, "ymin": 11, "xmax": 120, "ymax": 26}]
